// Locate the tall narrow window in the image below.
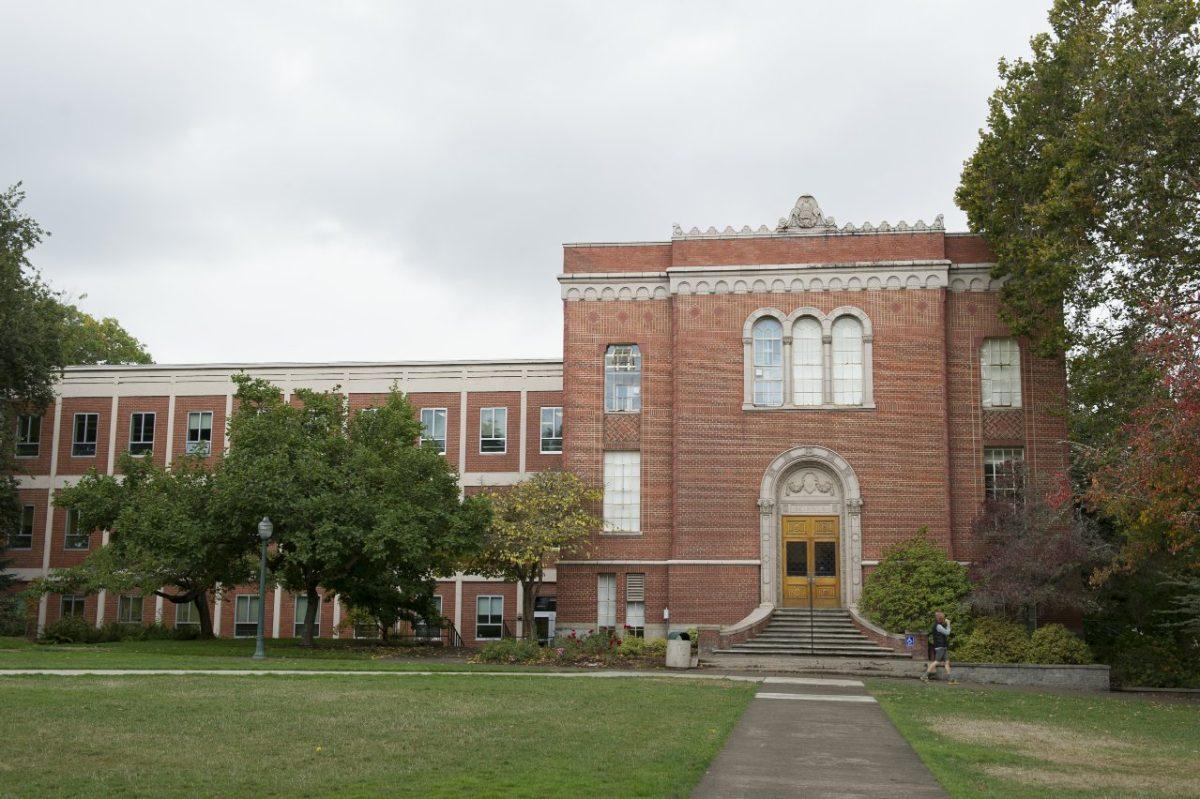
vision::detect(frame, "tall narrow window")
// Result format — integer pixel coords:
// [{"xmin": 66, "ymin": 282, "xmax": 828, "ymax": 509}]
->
[
  {"xmin": 10, "ymin": 505, "xmax": 34, "ymax": 549},
  {"xmin": 984, "ymin": 447, "xmax": 1025, "ymax": 499},
  {"xmin": 597, "ymin": 574, "xmax": 617, "ymax": 631},
  {"xmin": 129, "ymin": 412, "xmax": 155, "ymax": 455},
  {"xmin": 15, "ymin": 414, "xmax": 40, "ymax": 457},
  {"xmin": 61, "ymin": 596, "xmax": 86, "ymax": 618},
  {"xmin": 981, "ymin": 338, "xmax": 1022, "ymax": 408},
  {"xmin": 540, "ymin": 406, "xmax": 563, "ymax": 453},
  {"xmin": 419, "ymin": 408, "xmax": 447, "ymax": 454},
  {"xmin": 186, "ymin": 411, "xmax": 213, "ymax": 456},
  {"xmin": 604, "ymin": 344, "xmax": 642, "ymax": 412},
  {"xmin": 792, "ymin": 317, "xmax": 823, "ymax": 405},
  {"xmin": 625, "ymin": 573, "xmax": 645, "ymax": 637},
  {"xmin": 234, "ymin": 595, "xmax": 259, "ymax": 638},
  {"xmin": 294, "ymin": 595, "xmax": 321, "ymax": 638},
  {"xmin": 476, "ymin": 595, "xmax": 503, "ymax": 640},
  {"xmin": 72, "ymin": 413, "xmax": 99, "ymax": 457},
  {"xmin": 117, "ymin": 595, "xmax": 143, "ymax": 625},
  {"xmin": 831, "ymin": 316, "xmax": 864, "ymax": 405},
  {"xmin": 64, "ymin": 507, "xmax": 89, "ymax": 550},
  {"xmin": 602, "ymin": 452, "xmax": 640, "ymax": 533},
  {"xmin": 479, "ymin": 407, "xmax": 507, "ymax": 453},
  {"xmin": 752, "ymin": 318, "xmax": 784, "ymax": 406},
  {"xmin": 175, "ymin": 602, "xmax": 199, "ymax": 629}
]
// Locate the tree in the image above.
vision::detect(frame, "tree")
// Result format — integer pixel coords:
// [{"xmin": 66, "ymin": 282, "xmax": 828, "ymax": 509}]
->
[
  {"xmin": 472, "ymin": 470, "xmax": 601, "ymax": 641},
  {"xmin": 215, "ymin": 375, "xmax": 488, "ymax": 646},
  {"xmin": 859, "ymin": 530, "xmax": 972, "ymax": 634},
  {"xmin": 58, "ymin": 301, "xmax": 152, "ymax": 365},
  {"xmin": 41, "ymin": 454, "xmax": 254, "ymax": 637},
  {"xmin": 956, "ymin": 0, "xmax": 1200, "ymax": 357}
]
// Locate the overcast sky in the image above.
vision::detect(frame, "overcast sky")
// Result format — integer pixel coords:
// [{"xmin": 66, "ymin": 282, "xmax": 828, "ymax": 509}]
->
[{"xmin": 3, "ymin": 2, "xmax": 1052, "ymax": 364}]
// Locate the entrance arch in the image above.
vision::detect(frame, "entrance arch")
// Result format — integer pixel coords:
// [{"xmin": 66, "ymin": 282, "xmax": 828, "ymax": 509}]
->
[{"xmin": 757, "ymin": 446, "xmax": 864, "ymax": 608}]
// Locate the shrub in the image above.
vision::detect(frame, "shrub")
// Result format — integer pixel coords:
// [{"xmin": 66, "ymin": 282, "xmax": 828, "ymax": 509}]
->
[
  {"xmin": 1027, "ymin": 624, "xmax": 1092, "ymax": 664},
  {"xmin": 616, "ymin": 635, "xmax": 666, "ymax": 659},
  {"xmin": 955, "ymin": 617, "xmax": 1030, "ymax": 663},
  {"xmin": 1100, "ymin": 629, "xmax": 1200, "ymax": 688},
  {"xmin": 41, "ymin": 616, "xmax": 98, "ymax": 644},
  {"xmin": 0, "ymin": 595, "xmax": 27, "ymax": 636},
  {"xmin": 474, "ymin": 638, "xmax": 545, "ymax": 664},
  {"xmin": 859, "ymin": 530, "xmax": 971, "ymax": 633}
]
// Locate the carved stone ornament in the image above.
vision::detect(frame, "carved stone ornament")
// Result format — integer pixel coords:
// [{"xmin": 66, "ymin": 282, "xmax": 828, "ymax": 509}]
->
[
  {"xmin": 783, "ymin": 469, "xmax": 836, "ymax": 497},
  {"xmin": 846, "ymin": 497, "xmax": 864, "ymax": 515},
  {"xmin": 757, "ymin": 498, "xmax": 776, "ymax": 515},
  {"xmin": 777, "ymin": 195, "xmax": 835, "ymax": 233}
]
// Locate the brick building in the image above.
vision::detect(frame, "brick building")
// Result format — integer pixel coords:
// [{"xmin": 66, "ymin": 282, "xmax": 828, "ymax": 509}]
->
[{"xmin": 6, "ymin": 195, "xmax": 1067, "ymax": 644}]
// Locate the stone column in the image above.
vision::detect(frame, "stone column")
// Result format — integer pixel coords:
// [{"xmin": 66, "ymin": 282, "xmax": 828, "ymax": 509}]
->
[
  {"xmin": 758, "ymin": 498, "xmax": 775, "ymax": 604},
  {"xmin": 742, "ymin": 337, "xmax": 754, "ymax": 406},
  {"xmin": 846, "ymin": 498, "xmax": 864, "ymax": 604},
  {"xmin": 781, "ymin": 335, "xmax": 793, "ymax": 407},
  {"xmin": 822, "ymin": 334, "xmax": 834, "ymax": 405}
]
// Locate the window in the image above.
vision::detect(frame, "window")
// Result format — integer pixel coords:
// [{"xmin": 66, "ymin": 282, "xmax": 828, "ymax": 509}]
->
[
  {"xmin": 752, "ymin": 318, "xmax": 784, "ymax": 407},
  {"xmin": 234, "ymin": 595, "xmax": 260, "ymax": 638},
  {"xmin": 597, "ymin": 574, "xmax": 616, "ymax": 632},
  {"xmin": 984, "ymin": 447, "xmax": 1025, "ymax": 499},
  {"xmin": 186, "ymin": 411, "xmax": 213, "ymax": 456},
  {"xmin": 294, "ymin": 595, "xmax": 321, "ymax": 639},
  {"xmin": 480, "ymin": 407, "xmax": 507, "ymax": 453},
  {"xmin": 64, "ymin": 507, "xmax": 89, "ymax": 550},
  {"xmin": 61, "ymin": 595, "xmax": 85, "ymax": 618},
  {"xmin": 540, "ymin": 406, "xmax": 563, "ymax": 453},
  {"xmin": 476, "ymin": 595, "xmax": 503, "ymax": 640},
  {"xmin": 982, "ymin": 338, "xmax": 1022, "ymax": 408},
  {"xmin": 792, "ymin": 317, "xmax": 823, "ymax": 406},
  {"xmin": 625, "ymin": 573, "xmax": 645, "ymax": 637},
  {"xmin": 602, "ymin": 452, "xmax": 640, "ymax": 533},
  {"xmin": 414, "ymin": 595, "xmax": 443, "ymax": 640},
  {"xmin": 354, "ymin": 618, "xmax": 380, "ymax": 639},
  {"xmin": 419, "ymin": 408, "xmax": 447, "ymax": 454},
  {"xmin": 604, "ymin": 344, "xmax": 642, "ymax": 412},
  {"xmin": 175, "ymin": 602, "xmax": 199, "ymax": 628},
  {"xmin": 11, "ymin": 505, "xmax": 33, "ymax": 549},
  {"xmin": 15, "ymin": 414, "xmax": 40, "ymax": 457},
  {"xmin": 129, "ymin": 412, "xmax": 155, "ymax": 455},
  {"xmin": 832, "ymin": 316, "xmax": 864, "ymax": 405},
  {"xmin": 72, "ymin": 413, "xmax": 99, "ymax": 457},
  {"xmin": 117, "ymin": 595, "xmax": 143, "ymax": 625}
]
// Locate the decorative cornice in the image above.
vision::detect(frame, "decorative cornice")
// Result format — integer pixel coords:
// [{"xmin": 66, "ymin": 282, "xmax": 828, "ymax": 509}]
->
[
  {"xmin": 671, "ymin": 194, "xmax": 945, "ymax": 240},
  {"xmin": 948, "ymin": 263, "xmax": 1006, "ymax": 292}
]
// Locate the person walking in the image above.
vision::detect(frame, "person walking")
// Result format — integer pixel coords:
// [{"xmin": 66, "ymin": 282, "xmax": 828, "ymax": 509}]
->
[{"xmin": 921, "ymin": 610, "xmax": 955, "ymax": 683}]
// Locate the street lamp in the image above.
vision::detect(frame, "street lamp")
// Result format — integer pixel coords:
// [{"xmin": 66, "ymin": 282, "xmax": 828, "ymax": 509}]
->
[{"xmin": 252, "ymin": 516, "xmax": 273, "ymax": 660}]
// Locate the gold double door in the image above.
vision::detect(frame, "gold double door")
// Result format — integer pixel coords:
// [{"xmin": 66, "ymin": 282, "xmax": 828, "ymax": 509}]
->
[{"xmin": 781, "ymin": 515, "xmax": 841, "ymax": 608}]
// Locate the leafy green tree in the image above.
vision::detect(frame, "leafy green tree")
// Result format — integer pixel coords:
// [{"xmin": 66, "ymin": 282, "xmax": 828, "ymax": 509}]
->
[
  {"xmin": 472, "ymin": 471, "xmax": 601, "ymax": 640},
  {"xmin": 859, "ymin": 530, "xmax": 972, "ymax": 634},
  {"xmin": 215, "ymin": 375, "xmax": 488, "ymax": 647},
  {"xmin": 58, "ymin": 302, "xmax": 152, "ymax": 366},
  {"xmin": 41, "ymin": 454, "xmax": 253, "ymax": 637}
]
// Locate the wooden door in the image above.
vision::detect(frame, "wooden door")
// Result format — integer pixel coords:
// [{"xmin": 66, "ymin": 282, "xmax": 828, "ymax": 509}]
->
[{"xmin": 780, "ymin": 516, "xmax": 840, "ymax": 608}]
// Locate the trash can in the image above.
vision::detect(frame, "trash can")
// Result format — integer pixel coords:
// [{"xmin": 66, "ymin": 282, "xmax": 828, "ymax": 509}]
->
[{"xmin": 666, "ymin": 631, "xmax": 692, "ymax": 669}]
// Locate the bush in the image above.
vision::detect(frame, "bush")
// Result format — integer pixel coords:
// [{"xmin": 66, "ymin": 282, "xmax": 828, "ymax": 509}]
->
[
  {"xmin": 1100, "ymin": 629, "xmax": 1200, "ymax": 688},
  {"xmin": 41, "ymin": 616, "xmax": 98, "ymax": 643},
  {"xmin": 1027, "ymin": 624, "xmax": 1092, "ymax": 664},
  {"xmin": 616, "ymin": 636, "xmax": 667, "ymax": 659},
  {"xmin": 955, "ymin": 617, "xmax": 1030, "ymax": 663},
  {"xmin": 474, "ymin": 638, "xmax": 546, "ymax": 664},
  {"xmin": 859, "ymin": 530, "xmax": 971, "ymax": 633},
  {"xmin": 0, "ymin": 594, "xmax": 28, "ymax": 636}
]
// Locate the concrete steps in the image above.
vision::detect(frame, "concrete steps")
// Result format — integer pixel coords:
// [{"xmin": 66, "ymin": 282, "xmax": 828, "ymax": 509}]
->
[{"xmin": 713, "ymin": 608, "xmax": 910, "ymax": 660}]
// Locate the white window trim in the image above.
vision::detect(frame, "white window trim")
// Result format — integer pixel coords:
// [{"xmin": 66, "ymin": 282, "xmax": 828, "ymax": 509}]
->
[
  {"xmin": 14, "ymin": 414, "xmax": 40, "ymax": 458},
  {"xmin": 419, "ymin": 407, "xmax": 448, "ymax": 454},
  {"xmin": 981, "ymin": 338, "xmax": 1023, "ymax": 409},
  {"xmin": 233, "ymin": 595, "xmax": 262, "ymax": 638},
  {"xmin": 175, "ymin": 601, "xmax": 199, "ymax": 628},
  {"xmin": 602, "ymin": 451, "xmax": 641, "ymax": 535},
  {"xmin": 475, "ymin": 594, "xmax": 504, "ymax": 641},
  {"xmin": 71, "ymin": 412, "xmax": 99, "ymax": 458},
  {"xmin": 294, "ymin": 595, "xmax": 321, "ymax": 638},
  {"xmin": 597, "ymin": 574, "xmax": 617, "ymax": 630},
  {"xmin": 539, "ymin": 406, "xmax": 563, "ymax": 454},
  {"xmin": 116, "ymin": 595, "xmax": 143, "ymax": 625},
  {"xmin": 63, "ymin": 507, "xmax": 89, "ymax": 551},
  {"xmin": 11, "ymin": 504, "xmax": 34, "ymax": 550},
  {"xmin": 186, "ymin": 410, "xmax": 214, "ymax": 456},
  {"xmin": 129, "ymin": 411, "xmax": 155, "ymax": 455},
  {"xmin": 479, "ymin": 407, "xmax": 507, "ymax": 454},
  {"xmin": 604, "ymin": 344, "xmax": 643, "ymax": 414},
  {"xmin": 741, "ymin": 307, "xmax": 875, "ymax": 410}
]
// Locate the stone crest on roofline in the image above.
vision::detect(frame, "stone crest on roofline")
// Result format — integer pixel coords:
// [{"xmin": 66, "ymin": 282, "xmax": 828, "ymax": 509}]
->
[{"xmin": 670, "ymin": 194, "xmax": 944, "ymax": 239}]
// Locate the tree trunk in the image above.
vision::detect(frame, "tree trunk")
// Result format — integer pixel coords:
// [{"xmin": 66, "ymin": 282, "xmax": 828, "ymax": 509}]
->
[
  {"xmin": 194, "ymin": 592, "xmax": 214, "ymax": 638},
  {"xmin": 523, "ymin": 578, "xmax": 539, "ymax": 642},
  {"xmin": 301, "ymin": 586, "xmax": 319, "ymax": 648}
]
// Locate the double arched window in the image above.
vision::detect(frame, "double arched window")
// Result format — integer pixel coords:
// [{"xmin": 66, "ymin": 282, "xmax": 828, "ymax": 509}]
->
[{"xmin": 744, "ymin": 307, "xmax": 874, "ymax": 409}]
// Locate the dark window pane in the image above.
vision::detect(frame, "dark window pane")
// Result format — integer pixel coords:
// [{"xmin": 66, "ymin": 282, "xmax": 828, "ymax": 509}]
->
[
  {"xmin": 785, "ymin": 541, "xmax": 808, "ymax": 577},
  {"xmin": 814, "ymin": 542, "xmax": 837, "ymax": 577}
]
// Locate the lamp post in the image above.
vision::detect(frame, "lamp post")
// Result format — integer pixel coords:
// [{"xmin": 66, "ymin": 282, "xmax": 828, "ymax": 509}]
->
[{"xmin": 253, "ymin": 516, "xmax": 273, "ymax": 660}]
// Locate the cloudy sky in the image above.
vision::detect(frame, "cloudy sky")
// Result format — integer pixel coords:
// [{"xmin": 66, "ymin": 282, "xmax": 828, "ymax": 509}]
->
[{"xmin": 3, "ymin": 2, "xmax": 1052, "ymax": 364}]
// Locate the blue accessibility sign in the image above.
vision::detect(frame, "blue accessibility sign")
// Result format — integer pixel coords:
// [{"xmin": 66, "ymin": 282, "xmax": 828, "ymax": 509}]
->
[{"xmin": 905, "ymin": 634, "xmax": 915, "ymax": 648}]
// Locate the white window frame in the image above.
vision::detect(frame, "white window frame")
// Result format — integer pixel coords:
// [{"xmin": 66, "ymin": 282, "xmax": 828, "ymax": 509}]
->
[
  {"xmin": 831, "ymin": 316, "xmax": 865, "ymax": 406},
  {"xmin": 116, "ymin": 595, "xmax": 143, "ymax": 625},
  {"xmin": 11, "ymin": 505, "xmax": 34, "ymax": 549},
  {"xmin": 475, "ymin": 595, "xmax": 503, "ymax": 641},
  {"xmin": 294, "ymin": 595, "xmax": 321, "ymax": 639},
  {"xmin": 602, "ymin": 451, "xmax": 641, "ymax": 534},
  {"xmin": 597, "ymin": 574, "xmax": 617, "ymax": 631},
  {"xmin": 64, "ymin": 507, "xmax": 89, "ymax": 550},
  {"xmin": 186, "ymin": 411, "xmax": 213, "ymax": 456},
  {"xmin": 604, "ymin": 344, "xmax": 642, "ymax": 413},
  {"xmin": 60, "ymin": 595, "xmax": 86, "ymax": 618},
  {"xmin": 752, "ymin": 318, "xmax": 785, "ymax": 407},
  {"xmin": 234, "ymin": 595, "xmax": 260, "ymax": 638},
  {"xmin": 72, "ymin": 412, "xmax": 99, "ymax": 457},
  {"xmin": 15, "ymin": 414, "xmax": 40, "ymax": 458},
  {"xmin": 479, "ymin": 407, "xmax": 507, "ymax": 454},
  {"xmin": 981, "ymin": 338, "xmax": 1022, "ymax": 408},
  {"xmin": 539, "ymin": 406, "xmax": 563, "ymax": 453},
  {"xmin": 419, "ymin": 408, "xmax": 448, "ymax": 454},
  {"xmin": 129, "ymin": 412, "xmax": 155, "ymax": 455},
  {"xmin": 984, "ymin": 447, "xmax": 1025, "ymax": 499},
  {"xmin": 625, "ymin": 573, "xmax": 645, "ymax": 637},
  {"xmin": 792, "ymin": 317, "xmax": 823, "ymax": 406},
  {"xmin": 174, "ymin": 601, "xmax": 199, "ymax": 628}
]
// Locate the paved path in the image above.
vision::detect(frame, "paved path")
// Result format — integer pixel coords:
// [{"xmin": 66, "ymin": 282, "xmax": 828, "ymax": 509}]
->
[{"xmin": 692, "ymin": 676, "xmax": 946, "ymax": 798}]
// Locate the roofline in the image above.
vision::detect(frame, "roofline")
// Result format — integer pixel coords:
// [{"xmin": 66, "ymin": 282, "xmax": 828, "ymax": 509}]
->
[
  {"xmin": 63, "ymin": 358, "xmax": 564, "ymax": 373},
  {"xmin": 564, "ymin": 230, "xmax": 981, "ymax": 248}
]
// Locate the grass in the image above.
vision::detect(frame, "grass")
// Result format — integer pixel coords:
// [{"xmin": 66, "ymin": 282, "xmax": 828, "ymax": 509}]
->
[
  {"xmin": 870, "ymin": 679, "xmax": 1200, "ymax": 798},
  {"xmin": 0, "ymin": 635, "xmax": 569, "ymax": 672},
  {"xmin": 0, "ymin": 672, "xmax": 754, "ymax": 798}
]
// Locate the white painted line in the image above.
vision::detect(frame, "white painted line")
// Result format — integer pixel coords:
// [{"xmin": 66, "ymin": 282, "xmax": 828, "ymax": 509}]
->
[
  {"xmin": 756, "ymin": 691, "xmax": 876, "ymax": 703},
  {"xmin": 763, "ymin": 676, "xmax": 863, "ymax": 688}
]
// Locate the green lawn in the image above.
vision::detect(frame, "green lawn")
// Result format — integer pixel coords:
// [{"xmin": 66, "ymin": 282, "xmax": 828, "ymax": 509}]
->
[
  {"xmin": 0, "ymin": 673, "xmax": 754, "ymax": 798},
  {"xmin": 0, "ymin": 635, "xmax": 561, "ymax": 671},
  {"xmin": 870, "ymin": 679, "xmax": 1200, "ymax": 798}
]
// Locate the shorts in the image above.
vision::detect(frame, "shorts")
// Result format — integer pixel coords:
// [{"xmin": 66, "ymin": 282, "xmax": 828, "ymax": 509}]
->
[{"xmin": 934, "ymin": 647, "xmax": 948, "ymax": 662}]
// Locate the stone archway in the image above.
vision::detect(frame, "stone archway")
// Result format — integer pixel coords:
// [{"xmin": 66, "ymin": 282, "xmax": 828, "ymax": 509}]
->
[{"xmin": 758, "ymin": 446, "xmax": 864, "ymax": 608}]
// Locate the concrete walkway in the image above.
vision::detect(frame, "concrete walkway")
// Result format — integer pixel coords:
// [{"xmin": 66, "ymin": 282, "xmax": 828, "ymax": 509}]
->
[{"xmin": 692, "ymin": 676, "xmax": 946, "ymax": 798}]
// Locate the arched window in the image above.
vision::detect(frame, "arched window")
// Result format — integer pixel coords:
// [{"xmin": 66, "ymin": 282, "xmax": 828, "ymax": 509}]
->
[
  {"xmin": 752, "ymin": 318, "xmax": 784, "ymax": 406},
  {"xmin": 792, "ymin": 317, "xmax": 823, "ymax": 405},
  {"xmin": 831, "ymin": 316, "xmax": 864, "ymax": 405},
  {"xmin": 604, "ymin": 344, "xmax": 642, "ymax": 412}
]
